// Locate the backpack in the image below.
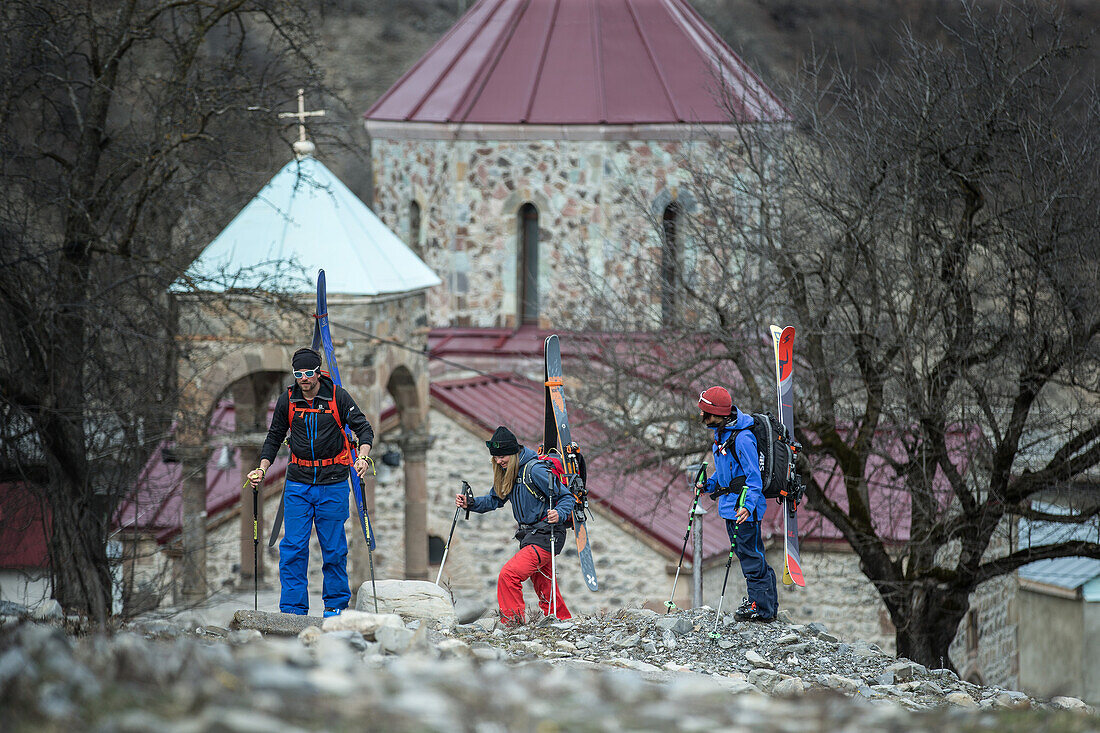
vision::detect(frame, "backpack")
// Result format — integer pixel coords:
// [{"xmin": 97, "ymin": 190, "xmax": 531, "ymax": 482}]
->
[
  {"xmin": 521, "ymin": 450, "xmax": 586, "ymax": 528},
  {"xmin": 285, "ymin": 383, "xmax": 355, "ymax": 468},
  {"xmin": 722, "ymin": 412, "xmax": 796, "ymax": 500}
]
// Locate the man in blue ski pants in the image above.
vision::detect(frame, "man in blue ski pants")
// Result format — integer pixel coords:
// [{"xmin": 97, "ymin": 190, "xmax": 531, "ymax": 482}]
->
[
  {"xmin": 696, "ymin": 386, "xmax": 778, "ymax": 622},
  {"xmin": 248, "ymin": 347, "xmax": 373, "ymax": 617}
]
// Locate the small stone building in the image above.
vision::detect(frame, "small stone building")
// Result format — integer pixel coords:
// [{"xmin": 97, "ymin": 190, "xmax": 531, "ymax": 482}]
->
[
  {"xmin": 1016, "ymin": 519, "xmax": 1100, "ymax": 704},
  {"xmin": 364, "ymin": 0, "xmax": 787, "ymax": 329},
  {"xmin": 116, "ymin": 144, "xmax": 442, "ymax": 604}
]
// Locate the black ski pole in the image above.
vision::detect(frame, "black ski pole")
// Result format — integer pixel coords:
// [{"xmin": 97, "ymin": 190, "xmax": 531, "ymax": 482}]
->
[
  {"xmin": 436, "ymin": 481, "xmax": 473, "ymax": 586},
  {"xmin": 364, "ymin": 507, "xmax": 378, "ymax": 613},
  {"xmin": 252, "ymin": 482, "xmax": 259, "ymax": 611},
  {"xmin": 709, "ymin": 542, "xmax": 736, "ymax": 639},
  {"xmin": 666, "ymin": 462, "xmax": 708, "ymax": 613}
]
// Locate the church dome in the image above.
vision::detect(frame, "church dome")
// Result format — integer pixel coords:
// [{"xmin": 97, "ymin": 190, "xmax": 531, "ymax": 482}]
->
[{"xmin": 365, "ymin": 0, "xmax": 787, "ymax": 130}]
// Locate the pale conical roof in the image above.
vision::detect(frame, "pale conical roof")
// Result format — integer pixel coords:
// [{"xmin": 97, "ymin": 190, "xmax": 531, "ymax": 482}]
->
[{"xmin": 185, "ymin": 156, "xmax": 440, "ymax": 295}]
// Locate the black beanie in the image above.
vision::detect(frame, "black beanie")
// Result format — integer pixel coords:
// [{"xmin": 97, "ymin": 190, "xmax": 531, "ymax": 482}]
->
[
  {"xmin": 486, "ymin": 426, "xmax": 520, "ymax": 456},
  {"xmin": 292, "ymin": 347, "xmax": 322, "ymax": 370}
]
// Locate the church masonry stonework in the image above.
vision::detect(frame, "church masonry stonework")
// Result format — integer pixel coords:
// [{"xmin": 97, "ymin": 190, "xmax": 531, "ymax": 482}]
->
[
  {"xmin": 370, "ymin": 133, "xmax": 706, "ymax": 329},
  {"xmin": 121, "ymin": 289, "xmax": 434, "ymax": 605}
]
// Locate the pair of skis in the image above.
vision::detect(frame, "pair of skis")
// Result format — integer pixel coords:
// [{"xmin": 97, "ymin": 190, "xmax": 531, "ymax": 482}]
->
[
  {"xmin": 269, "ymin": 270, "xmax": 379, "ymax": 611},
  {"xmin": 543, "ymin": 334, "xmax": 599, "ymax": 593},
  {"xmin": 770, "ymin": 325, "xmax": 805, "ymax": 587}
]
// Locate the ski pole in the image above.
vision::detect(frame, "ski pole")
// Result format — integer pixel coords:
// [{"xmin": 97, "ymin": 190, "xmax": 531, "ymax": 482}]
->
[
  {"xmin": 252, "ymin": 482, "xmax": 259, "ymax": 611},
  {"xmin": 710, "ymin": 490, "xmax": 747, "ymax": 639},
  {"xmin": 436, "ymin": 482, "xmax": 472, "ymax": 585},
  {"xmin": 709, "ymin": 542, "xmax": 736, "ymax": 639},
  {"xmin": 364, "ymin": 507, "xmax": 378, "ymax": 613},
  {"xmin": 241, "ymin": 475, "xmax": 261, "ymax": 610},
  {"xmin": 666, "ymin": 462, "xmax": 708, "ymax": 613},
  {"xmin": 549, "ymin": 489, "xmax": 557, "ymax": 620}
]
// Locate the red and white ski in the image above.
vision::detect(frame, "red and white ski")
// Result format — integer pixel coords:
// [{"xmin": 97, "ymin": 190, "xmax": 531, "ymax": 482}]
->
[{"xmin": 771, "ymin": 324, "xmax": 805, "ymax": 587}]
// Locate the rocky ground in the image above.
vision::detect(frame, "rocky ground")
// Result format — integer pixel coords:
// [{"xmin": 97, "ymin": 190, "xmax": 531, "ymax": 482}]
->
[{"xmin": 1, "ymin": 595, "xmax": 1097, "ymax": 733}]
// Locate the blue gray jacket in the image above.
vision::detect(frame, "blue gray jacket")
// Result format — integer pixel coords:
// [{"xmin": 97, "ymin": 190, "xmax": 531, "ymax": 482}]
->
[
  {"xmin": 468, "ymin": 446, "xmax": 576, "ymax": 525},
  {"xmin": 702, "ymin": 408, "xmax": 766, "ymax": 522}
]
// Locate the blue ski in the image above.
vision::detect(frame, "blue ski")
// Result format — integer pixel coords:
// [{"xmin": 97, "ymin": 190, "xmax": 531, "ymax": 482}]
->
[{"xmin": 314, "ymin": 270, "xmax": 377, "ymax": 553}]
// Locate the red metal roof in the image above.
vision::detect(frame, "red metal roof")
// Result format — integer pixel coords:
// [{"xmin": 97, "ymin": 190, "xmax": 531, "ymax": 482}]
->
[
  {"xmin": 429, "ymin": 372, "xmax": 873, "ymax": 562},
  {"xmin": 0, "ymin": 483, "xmax": 49, "ymax": 569},
  {"xmin": 428, "ymin": 371, "xmax": 977, "ymax": 562},
  {"xmin": 365, "ymin": 0, "xmax": 788, "ymax": 126},
  {"xmin": 115, "ymin": 401, "xmax": 287, "ymax": 544}
]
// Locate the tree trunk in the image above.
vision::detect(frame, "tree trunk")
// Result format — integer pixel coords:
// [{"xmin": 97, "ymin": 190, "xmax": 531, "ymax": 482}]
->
[
  {"xmin": 47, "ymin": 472, "xmax": 112, "ymax": 623},
  {"xmin": 893, "ymin": 586, "xmax": 969, "ymax": 673}
]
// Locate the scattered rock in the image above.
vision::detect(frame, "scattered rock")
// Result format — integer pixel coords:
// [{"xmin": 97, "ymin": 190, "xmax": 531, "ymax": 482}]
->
[
  {"xmin": 887, "ymin": 660, "xmax": 919, "ymax": 682},
  {"xmin": 945, "ymin": 691, "xmax": 978, "ymax": 708},
  {"xmin": 745, "ymin": 650, "xmax": 773, "ymax": 669},
  {"xmin": 376, "ymin": 625, "xmax": 416, "ymax": 655},
  {"xmin": 437, "ymin": 638, "xmax": 472, "ymax": 658},
  {"xmin": 231, "ymin": 609, "xmax": 322, "ymax": 636},
  {"xmin": 0, "ymin": 601, "xmax": 1074, "ymax": 731},
  {"xmin": 773, "ymin": 677, "xmax": 805, "ymax": 697},
  {"xmin": 1049, "ymin": 695, "xmax": 1092, "ymax": 713},
  {"xmin": 227, "ymin": 629, "xmax": 262, "ymax": 645},
  {"xmin": 748, "ymin": 668, "xmax": 781, "ymax": 692},
  {"xmin": 31, "ymin": 600, "xmax": 63, "ymax": 621},
  {"xmin": 322, "ymin": 610, "xmax": 403, "ymax": 640},
  {"xmin": 355, "ymin": 580, "xmax": 457, "ymax": 626}
]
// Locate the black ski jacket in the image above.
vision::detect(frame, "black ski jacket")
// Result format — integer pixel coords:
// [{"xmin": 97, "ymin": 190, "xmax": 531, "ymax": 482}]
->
[{"xmin": 259, "ymin": 375, "xmax": 374, "ymax": 486}]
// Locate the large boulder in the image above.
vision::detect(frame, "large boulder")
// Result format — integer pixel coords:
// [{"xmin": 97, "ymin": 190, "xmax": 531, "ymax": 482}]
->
[
  {"xmin": 355, "ymin": 579, "xmax": 456, "ymax": 625},
  {"xmin": 230, "ymin": 609, "xmax": 322, "ymax": 636}
]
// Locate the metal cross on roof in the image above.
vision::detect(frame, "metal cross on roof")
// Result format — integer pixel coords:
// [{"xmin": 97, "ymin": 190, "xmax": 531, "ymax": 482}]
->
[{"xmin": 278, "ymin": 88, "xmax": 325, "ymax": 143}]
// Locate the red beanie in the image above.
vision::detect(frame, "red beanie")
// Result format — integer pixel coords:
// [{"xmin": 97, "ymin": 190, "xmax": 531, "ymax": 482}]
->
[{"xmin": 698, "ymin": 386, "xmax": 733, "ymax": 416}]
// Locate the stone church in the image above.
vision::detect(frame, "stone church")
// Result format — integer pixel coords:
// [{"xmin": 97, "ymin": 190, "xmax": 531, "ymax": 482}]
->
[
  {"xmin": 365, "ymin": 0, "xmax": 786, "ymax": 329},
  {"xmin": 113, "ymin": 0, "xmax": 1017, "ymax": 691}
]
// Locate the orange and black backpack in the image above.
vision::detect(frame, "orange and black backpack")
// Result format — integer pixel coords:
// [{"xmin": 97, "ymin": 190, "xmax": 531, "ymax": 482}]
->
[{"xmin": 286, "ymin": 386, "xmax": 354, "ymax": 468}]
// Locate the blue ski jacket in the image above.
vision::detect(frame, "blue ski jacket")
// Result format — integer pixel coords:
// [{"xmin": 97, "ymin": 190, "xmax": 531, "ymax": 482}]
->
[
  {"xmin": 702, "ymin": 408, "xmax": 766, "ymax": 522},
  {"xmin": 468, "ymin": 446, "xmax": 576, "ymax": 526}
]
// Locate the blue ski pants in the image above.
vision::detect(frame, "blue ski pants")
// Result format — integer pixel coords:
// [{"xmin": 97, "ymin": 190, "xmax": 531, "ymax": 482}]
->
[
  {"xmin": 726, "ymin": 518, "xmax": 778, "ymax": 618},
  {"xmin": 280, "ymin": 479, "xmax": 351, "ymax": 615}
]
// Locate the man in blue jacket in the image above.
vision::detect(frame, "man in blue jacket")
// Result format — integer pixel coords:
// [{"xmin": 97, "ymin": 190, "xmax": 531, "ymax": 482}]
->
[
  {"xmin": 456, "ymin": 426, "xmax": 576, "ymax": 625},
  {"xmin": 696, "ymin": 386, "xmax": 778, "ymax": 622}
]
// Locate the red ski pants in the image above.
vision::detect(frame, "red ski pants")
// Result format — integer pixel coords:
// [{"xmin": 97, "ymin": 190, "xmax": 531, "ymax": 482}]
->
[{"xmin": 497, "ymin": 544, "xmax": 571, "ymax": 625}]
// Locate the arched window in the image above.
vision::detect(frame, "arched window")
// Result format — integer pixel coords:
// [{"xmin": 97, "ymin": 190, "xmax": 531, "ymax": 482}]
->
[
  {"xmin": 408, "ymin": 200, "xmax": 422, "ymax": 256},
  {"xmin": 428, "ymin": 535, "xmax": 445, "ymax": 565},
  {"xmin": 518, "ymin": 203, "xmax": 539, "ymax": 325},
  {"xmin": 661, "ymin": 202, "xmax": 681, "ymax": 325}
]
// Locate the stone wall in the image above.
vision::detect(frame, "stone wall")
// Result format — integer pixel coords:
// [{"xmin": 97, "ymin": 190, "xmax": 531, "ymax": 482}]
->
[
  {"xmin": 176, "ymin": 290, "xmax": 431, "ymax": 430},
  {"xmin": 371, "ymin": 137, "xmax": 709, "ymax": 329},
  {"xmin": 951, "ymin": 572, "xmax": 1019, "ymax": 688},
  {"xmin": 166, "ymin": 287, "xmax": 432, "ymax": 602}
]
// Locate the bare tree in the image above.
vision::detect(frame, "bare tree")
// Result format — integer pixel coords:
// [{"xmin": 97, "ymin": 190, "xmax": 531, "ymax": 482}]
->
[
  {"xmin": 0, "ymin": 0, "xmax": 337, "ymax": 625},
  {"xmin": 575, "ymin": 1, "xmax": 1100, "ymax": 670}
]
